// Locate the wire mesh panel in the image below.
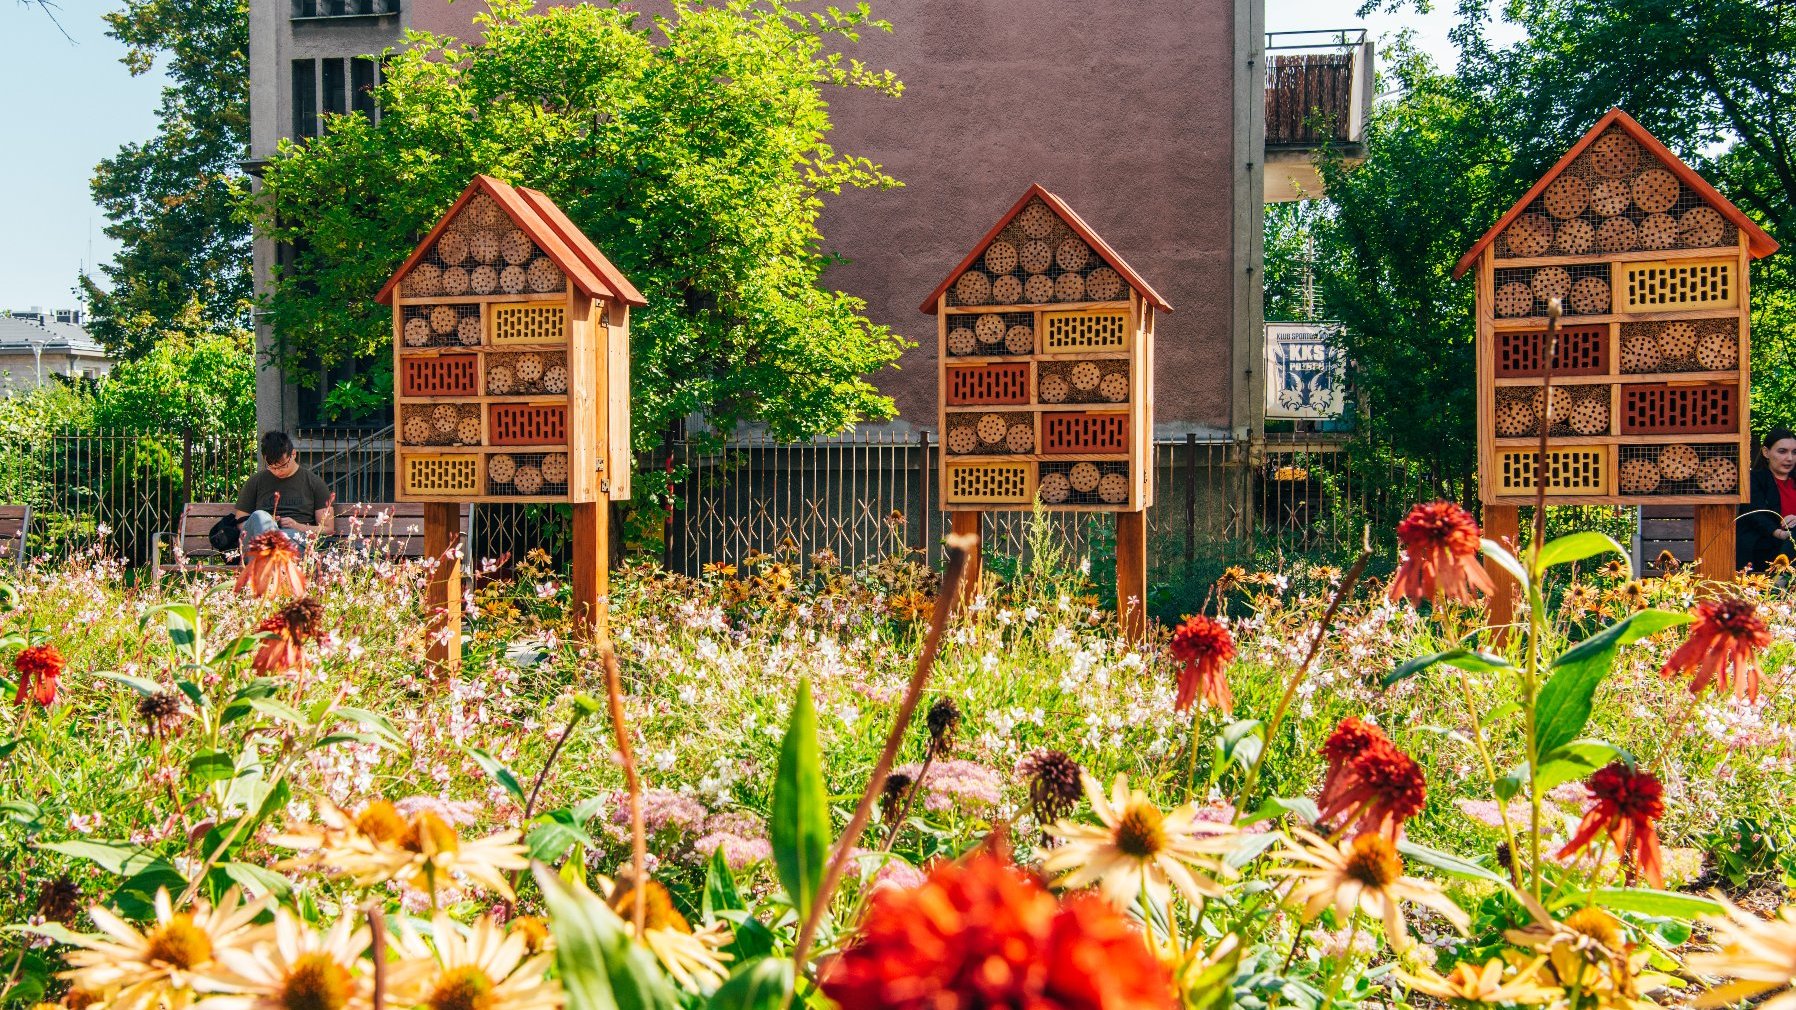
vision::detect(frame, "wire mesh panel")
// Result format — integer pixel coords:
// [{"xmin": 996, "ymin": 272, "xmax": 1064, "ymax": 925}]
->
[
  {"xmin": 1493, "ymin": 264, "xmax": 1612, "ymax": 318},
  {"xmin": 1039, "ymin": 460, "xmax": 1131, "ymax": 506},
  {"xmin": 1037, "ymin": 360, "xmax": 1129, "ymax": 405},
  {"xmin": 483, "ymin": 351, "xmax": 569, "ymax": 396},
  {"xmin": 1616, "ymin": 443, "xmax": 1741, "ymax": 496},
  {"xmin": 400, "ymin": 303, "xmax": 483, "ymax": 348},
  {"xmin": 944, "ymin": 312, "xmax": 1036, "ymax": 357},
  {"xmin": 399, "ymin": 404, "xmax": 482, "ymax": 447},
  {"xmin": 485, "ymin": 451, "xmax": 569, "ymax": 496},
  {"xmin": 1619, "ymin": 318, "xmax": 1740, "ymax": 373},
  {"xmin": 944, "ymin": 412, "xmax": 1035, "ymax": 456}
]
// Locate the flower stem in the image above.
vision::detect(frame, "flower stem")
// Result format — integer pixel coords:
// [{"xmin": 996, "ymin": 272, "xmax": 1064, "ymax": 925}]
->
[
  {"xmin": 600, "ymin": 643, "xmax": 647, "ymax": 938},
  {"xmin": 1454, "ymin": 669, "xmax": 1522, "ymax": 886},
  {"xmin": 880, "ymin": 747, "xmax": 934, "ymax": 852},
  {"xmin": 1523, "ymin": 302, "xmax": 1561, "ymax": 899}
]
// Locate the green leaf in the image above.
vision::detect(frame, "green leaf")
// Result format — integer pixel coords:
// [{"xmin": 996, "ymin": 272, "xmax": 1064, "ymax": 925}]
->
[
  {"xmin": 90, "ymin": 670, "xmax": 164, "ymax": 696},
  {"xmin": 209, "ymin": 634, "xmax": 263, "ymax": 664},
  {"xmin": 1, "ymin": 799, "xmax": 43, "ymax": 828},
  {"xmin": 221, "ymin": 861, "xmax": 293, "ymax": 899},
  {"xmin": 332, "ymin": 707, "xmax": 405, "ymax": 749},
  {"xmin": 187, "ymin": 749, "xmax": 237, "ymax": 785},
  {"xmin": 1481, "ymin": 538, "xmax": 1529, "ymax": 592},
  {"xmin": 1537, "ymin": 531, "xmax": 1631, "ymax": 572},
  {"xmin": 533, "ymin": 863, "xmax": 680, "ymax": 1010},
  {"xmin": 1397, "ymin": 840, "xmax": 1509, "ymax": 888},
  {"xmin": 771, "ymin": 680, "xmax": 830, "ymax": 923},
  {"xmin": 707, "ymin": 958, "xmax": 791, "ymax": 1010},
  {"xmin": 703, "ymin": 847, "xmax": 746, "ymax": 921},
  {"xmin": 1384, "ymin": 647, "xmax": 1513, "ymax": 687},
  {"xmin": 573, "ymin": 693, "xmax": 604, "ymax": 717},
  {"xmin": 527, "ymin": 812, "xmax": 595, "ymax": 863},
  {"xmin": 12, "ymin": 921, "xmax": 95, "ymax": 947},
  {"xmin": 1539, "ymin": 610, "xmax": 1693, "ymax": 755},
  {"xmin": 142, "ymin": 602, "xmax": 203, "ymax": 663},
  {"xmin": 1224, "ymin": 832, "xmax": 1282, "ymax": 870},
  {"xmin": 717, "ymin": 912, "xmax": 777, "ymax": 963},
  {"xmin": 243, "ymin": 696, "xmax": 306, "ymax": 726},
  {"xmin": 40, "ymin": 839, "xmax": 179, "ymax": 878},
  {"xmin": 1563, "ymin": 888, "xmax": 1723, "ymax": 920},
  {"xmin": 1242, "ymin": 796, "xmax": 1320, "ymax": 826},
  {"xmin": 467, "ymin": 747, "xmax": 527, "ymax": 805}
]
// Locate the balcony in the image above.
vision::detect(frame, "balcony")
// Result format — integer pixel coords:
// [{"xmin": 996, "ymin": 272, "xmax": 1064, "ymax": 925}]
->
[
  {"xmin": 1263, "ymin": 30, "xmax": 1373, "ymax": 202},
  {"xmin": 291, "ymin": 0, "xmax": 398, "ymax": 20}
]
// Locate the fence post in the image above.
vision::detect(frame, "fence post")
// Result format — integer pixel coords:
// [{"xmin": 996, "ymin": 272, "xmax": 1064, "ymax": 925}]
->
[
  {"xmin": 181, "ymin": 426, "xmax": 194, "ymax": 510},
  {"xmin": 916, "ymin": 430, "xmax": 931, "ymax": 558},
  {"xmin": 1183, "ymin": 433, "xmax": 1196, "ymax": 569}
]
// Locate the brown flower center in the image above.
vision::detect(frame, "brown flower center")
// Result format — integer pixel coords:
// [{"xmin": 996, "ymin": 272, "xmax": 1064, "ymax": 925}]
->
[
  {"xmin": 144, "ymin": 915, "xmax": 213, "ymax": 970},
  {"xmin": 1342, "ymin": 834, "xmax": 1402, "ymax": 888},
  {"xmin": 278, "ymin": 953, "xmax": 352, "ymax": 1010},
  {"xmin": 510, "ymin": 916, "xmax": 551, "ymax": 954},
  {"xmin": 1563, "ymin": 908, "xmax": 1624, "ymax": 951},
  {"xmin": 1114, "ymin": 803, "xmax": 1166, "ymax": 859},
  {"xmin": 355, "ymin": 801, "xmax": 408, "ymax": 844},
  {"xmin": 427, "ymin": 966, "xmax": 495, "ymax": 1010},
  {"xmin": 403, "ymin": 811, "xmax": 460, "ymax": 858},
  {"xmin": 609, "ymin": 880, "xmax": 691, "ymax": 934},
  {"xmin": 64, "ymin": 990, "xmax": 99, "ymax": 1010}
]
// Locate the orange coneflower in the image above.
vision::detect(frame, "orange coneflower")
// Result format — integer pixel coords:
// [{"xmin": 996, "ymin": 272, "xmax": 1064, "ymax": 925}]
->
[
  {"xmin": 1314, "ymin": 718, "xmax": 1426, "ymax": 840},
  {"xmin": 820, "ymin": 846, "xmax": 1178, "ymax": 1010},
  {"xmin": 1556, "ymin": 762, "xmax": 1665, "ymax": 888},
  {"xmin": 251, "ymin": 598, "xmax": 325, "ymax": 676},
  {"xmin": 13, "ymin": 643, "xmax": 64, "ymax": 707},
  {"xmin": 1661, "ymin": 598, "xmax": 1772, "ymax": 703},
  {"xmin": 236, "ymin": 532, "xmax": 307, "ymax": 599},
  {"xmin": 1388, "ymin": 502, "xmax": 1494, "ymax": 606},
  {"xmin": 1169, "ymin": 615, "xmax": 1235, "ymax": 714}
]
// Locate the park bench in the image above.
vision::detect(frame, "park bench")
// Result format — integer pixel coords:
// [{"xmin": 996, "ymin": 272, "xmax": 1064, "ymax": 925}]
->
[
  {"xmin": 0, "ymin": 505, "xmax": 30, "ymax": 565},
  {"xmin": 1639, "ymin": 505, "xmax": 1695, "ymax": 576},
  {"xmin": 152, "ymin": 502, "xmax": 472, "ymax": 586}
]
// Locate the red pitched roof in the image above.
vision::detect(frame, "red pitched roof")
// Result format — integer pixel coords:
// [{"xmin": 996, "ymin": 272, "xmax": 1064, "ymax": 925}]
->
[
  {"xmin": 920, "ymin": 184, "xmax": 1172, "ymax": 314},
  {"xmin": 1454, "ymin": 107, "xmax": 1778, "ymax": 279},
  {"xmin": 376, "ymin": 174, "xmax": 644, "ymax": 306}
]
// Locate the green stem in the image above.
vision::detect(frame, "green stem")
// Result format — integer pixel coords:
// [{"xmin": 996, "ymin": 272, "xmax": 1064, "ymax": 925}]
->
[{"xmin": 1455, "ymin": 669, "xmax": 1523, "ymax": 886}]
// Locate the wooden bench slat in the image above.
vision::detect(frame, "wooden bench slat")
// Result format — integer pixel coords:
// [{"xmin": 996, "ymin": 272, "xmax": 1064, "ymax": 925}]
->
[{"xmin": 158, "ymin": 503, "xmax": 472, "ymax": 582}]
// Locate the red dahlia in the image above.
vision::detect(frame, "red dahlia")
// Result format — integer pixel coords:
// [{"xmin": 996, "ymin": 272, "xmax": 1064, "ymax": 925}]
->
[
  {"xmin": 235, "ymin": 530, "xmax": 307, "ymax": 599},
  {"xmin": 1314, "ymin": 718, "xmax": 1425, "ymax": 839},
  {"xmin": 1556, "ymin": 762, "xmax": 1665, "ymax": 888},
  {"xmin": 12, "ymin": 643, "xmax": 64, "ymax": 707},
  {"xmin": 1660, "ymin": 598, "xmax": 1772, "ymax": 702},
  {"xmin": 1169, "ymin": 615, "xmax": 1236, "ymax": 714},
  {"xmin": 1387, "ymin": 502, "xmax": 1495, "ymax": 606},
  {"xmin": 821, "ymin": 848, "xmax": 1177, "ymax": 1010}
]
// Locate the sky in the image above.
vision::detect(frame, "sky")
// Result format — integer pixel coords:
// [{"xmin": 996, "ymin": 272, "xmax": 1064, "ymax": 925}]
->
[{"xmin": 0, "ymin": 0, "xmax": 1514, "ymax": 315}]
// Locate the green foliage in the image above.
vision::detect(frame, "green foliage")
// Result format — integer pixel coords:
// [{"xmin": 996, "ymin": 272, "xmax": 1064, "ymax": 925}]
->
[
  {"xmin": 81, "ymin": 0, "xmax": 251, "ymax": 357},
  {"xmin": 255, "ymin": 0, "xmax": 908, "ymax": 464},
  {"xmin": 1264, "ymin": 201, "xmax": 1329, "ymax": 323},
  {"xmin": 771, "ymin": 679, "xmax": 829, "ymax": 922},
  {"xmin": 88, "ymin": 327, "xmax": 256, "ymax": 433}
]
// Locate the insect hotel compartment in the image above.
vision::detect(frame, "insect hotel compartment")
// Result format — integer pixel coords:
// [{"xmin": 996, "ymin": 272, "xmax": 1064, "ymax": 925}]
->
[
  {"xmin": 1493, "ymin": 263, "xmax": 1613, "ymax": 318},
  {"xmin": 1041, "ymin": 412, "xmax": 1129, "ymax": 454},
  {"xmin": 400, "ymin": 403, "xmax": 483, "ymax": 447},
  {"xmin": 483, "ymin": 351, "xmax": 569, "ymax": 396},
  {"xmin": 1493, "ymin": 385, "xmax": 1610, "ymax": 438},
  {"xmin": 401, "ymin": 454, "xmax": 483, "ymax": 498},
  {"xmin": 490, "ymin": 302, "xmax": 569, "ymax": 346},
  {"xmin": 1041, "ymin": 309, "xmax": 1129, "ymax": 354},
  {"xmin": 487, "ymin": 403, "xmax": 568, "ymax": 445},
  {"xmin": 1616, "ymin": 443, "xmax": 1741, "ymax": 496},
  {"xmin": 399, "ymin": 353, "xmax": 479, "ymax": 397},
  {"xmin": 486, "ymin": 451, "xmax": 571, "ymax": 497},
  {"xmin": 1619, "ymin": 319, "xmax": 1740, "ymax": 373},
  {"xmin": 1493, "ymin": 446, "xmax": 1611, "ymax": 497},
  {"xmin": 408, "ymin": 195, "xmax": 570, "ymax": 298},
  {"xmin": 401, "ymin": 303, "xmax": 484, "ymax": 348},
  {"xmin": 945, "ymin": 411, "xmax": 1035, "ymax": 456},
  {"xmin": 945, "ymin": 201, "xmax": 1128, "ymax": 310},
  {"xmin": 944, "ymin": 461, "xmax": 1034, "ymax": 505},
  {"xmin": 1617, "ymin": 258, "xmax": 1739, "ymax": 314},
  {"xmin": 945, "ymin": 312, "xmax": 1035, "ymax": 357},
  {"xmin": 1038, "ymin": 461, "xmax": 1131, "ymax": 506},
  {"xmin": 1037, "ymin": 360, "xmax": 1129, "ymax": 405},
  {"xmin": 1493, "ymin": 326, "xmax": 1608, "ymax": 377},
  {"xmin": 1618, "ymin": 382, "xmax": 1739, "ymax": 435},
  {"xmin": 945, "ymin": 362, "xmax": 1031, "ymax": 405}
]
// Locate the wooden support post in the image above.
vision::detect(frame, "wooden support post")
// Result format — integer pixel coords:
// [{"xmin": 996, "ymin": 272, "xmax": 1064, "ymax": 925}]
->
[
  {"xmin": 950, "ymin": 510, "xmax": 982, "ymax": 605},
  {"xmin": 1116, "ymin": 509, "xmax": 1148, "ymax": 643},
  {"xmin": 572, "ymin": 501, "xmax": 610, "ymax": 641},
  {"xmin": 423, "ymin": 502, "xmax": 463, "ymax": 673},
  {"xmin": 1694, "ymin": 504, "xmax": 1737, "ymax": 584},
  {"xmin": 1482, "ymin": 504, "xmax": 1521, "ymax": 640}
]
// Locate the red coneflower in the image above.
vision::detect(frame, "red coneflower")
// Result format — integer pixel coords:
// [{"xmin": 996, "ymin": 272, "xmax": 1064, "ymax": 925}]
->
[
  {"xmin": 1660, "ymin": 598, "xmax": 1772, "ymax": 702},
  {"xmin": 252, "ymin": 597, "xmax": 326, "ymax": 676},
  {"xmin": 236, "ymin": 530, "xmax": 307, "ymax": 599},
  {"xmin": 1314, "ymin": 718, "xmax": 1426, "ymax": 839},
  {"xmin": 13, "ymin": 643, "xmax": 64, "ymax": 707},
  {"xmin": 1169, "ymin": 614, "xmax": 1236, "ymax": 714},
  {"xmin": 821, "ymin": 845, "xmax": 1177, "ymax": 1010},
  {"xmin": 1387, "ymin": 501, "xmax": 1494, "ymax": 606},
  {"xmin": 1556, "ymin": 762, "xmax": 1665, "ymax": 888}
]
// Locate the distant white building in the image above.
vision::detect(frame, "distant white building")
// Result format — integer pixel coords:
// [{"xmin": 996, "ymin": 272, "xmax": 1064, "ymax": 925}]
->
[{"xmin": 0, "ymin": 309, "xmax": 113, "ymax": 393}]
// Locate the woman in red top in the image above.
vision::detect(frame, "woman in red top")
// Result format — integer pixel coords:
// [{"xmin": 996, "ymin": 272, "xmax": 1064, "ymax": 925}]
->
[{"xmin": 1740, "ymin": 427, "xmax": 1796, "ymax": 571}]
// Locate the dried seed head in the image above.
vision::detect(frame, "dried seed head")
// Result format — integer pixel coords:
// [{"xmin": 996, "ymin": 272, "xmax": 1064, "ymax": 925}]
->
[
  {"xmin": 926, "ymin": 697, "xmax": 962, "ymax": 752},
  {"xmin": 1018, "ymin": 749, "xmax": 1083, "ymax": 826}
]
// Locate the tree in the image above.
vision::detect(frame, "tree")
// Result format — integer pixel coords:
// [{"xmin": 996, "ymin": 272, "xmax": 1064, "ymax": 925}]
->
[
  {"xmin": 79, "ymin": 0, "xmax": 251, "ymax": 358},
  {"xmin": 255, "ymin": 0, "xmax": 907, "ymax": 458},
  {"xmin": 88, "ymin": 326, "xmax": 256, "ymax": 433}
]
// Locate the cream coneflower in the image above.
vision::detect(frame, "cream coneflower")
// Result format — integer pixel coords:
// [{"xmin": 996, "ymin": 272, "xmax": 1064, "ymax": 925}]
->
[
  {"xmin": 1396, "ymin": 957, "xmax": 1560, "ymax": 1005},
  {"xmin": 1686, "ymin": 897, "xmax": 1796, "ymax": 1010},
  {"xmin": 1041, "ymin": 773, "xmax": 1238, "ymax": 911},
  {"xmin": 599, "ymin": 876, "xmax": 731, "ymax": 993},
  {"xmin": 200, "ymin": 910, "xmax": 370, "ymax": 1010},
  {"xmin": 61, "ymin": 888, "xmax": 266, "ymax": 1010},
  {"xmin": 1272, "ymin": 829, "xmax": 1468, "ymax": 952},
  {"xmin": 388, "ymin": 915, "xmax": 560, "ymax": 1010},
  {"xmin": 273, "ymin": 799, "xmax": 527, "ymax": 900},
  {"xmin": 1504, "ymin": 906, "xmax": 1655, "ymax": 1009}
]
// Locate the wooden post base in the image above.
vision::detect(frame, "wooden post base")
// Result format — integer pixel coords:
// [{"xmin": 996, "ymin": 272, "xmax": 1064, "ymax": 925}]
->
[
  {"xmin": 1694, "ymin": 503, "xmax": 1737, "ymax": 583},
  {"xmin": 950, "ymin": 511, "xmax": 982, "ymax": 606},
  {"xmin": 1116, "ymin": 509, "xmax": 1147, "ymax": 643},
  {"xmin": 572, "ymin": 501, "xmax": 610, "ymax": 641},
  {"xmin": 1482, "ymin": 504, "xmax": 1521, "ymax": 641},
  {"xmin": 423, "ymin": 502, "xmax": 463, "ymax": 673}
]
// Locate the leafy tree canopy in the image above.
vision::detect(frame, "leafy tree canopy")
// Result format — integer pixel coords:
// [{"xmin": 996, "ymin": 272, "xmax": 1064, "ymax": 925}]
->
[
  {"xmin": 256, "ymin": 0, "xmax": 908, "ymax": 450},
  {"xmin": 81, "ymin": 0, "xmax": 252, "ymax": 358}
]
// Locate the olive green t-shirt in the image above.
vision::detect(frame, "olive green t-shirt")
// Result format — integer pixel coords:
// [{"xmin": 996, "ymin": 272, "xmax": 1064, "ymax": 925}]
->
[{"xmin": 235, "ymin": 465, "xmax": 331, "ymax": 522}]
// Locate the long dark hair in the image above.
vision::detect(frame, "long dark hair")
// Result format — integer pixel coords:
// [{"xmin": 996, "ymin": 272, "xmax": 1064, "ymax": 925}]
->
[{"xmin": 1756, "ymin": 426, "xmax": 1796, "ymax": 469}]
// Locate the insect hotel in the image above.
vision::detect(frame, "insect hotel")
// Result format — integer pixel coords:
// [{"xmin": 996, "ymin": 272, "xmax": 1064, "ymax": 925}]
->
[
  {"xmin": 923, "ymin": 184, "xmax": 1170, "ymax": 636},
  {"xmin": 376, "ymin": 174, "xmax": 645, "ymax": 652},
  {"xmin": 1456, "ymin": 109, "xmax": 1778, "ymax": 581}
]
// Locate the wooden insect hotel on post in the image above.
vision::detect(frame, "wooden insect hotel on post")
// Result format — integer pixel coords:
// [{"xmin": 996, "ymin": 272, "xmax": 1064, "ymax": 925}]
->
[
  {"xmin": 922, "ymin": 184, "xmax": 1170, "ymax": 638},
  {"xmin": 377, "ymin": 174, "xmax": 645, "ymax": 658},
  {"xmin": 1456, "ymin": 108, "xmax": 1777, "ymax": 586}
]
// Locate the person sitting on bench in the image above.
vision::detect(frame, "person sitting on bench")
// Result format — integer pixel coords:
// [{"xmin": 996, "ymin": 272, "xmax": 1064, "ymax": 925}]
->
[{"xmin": 234, "ymin": 431, "xmax": 335, "ymax": 550}]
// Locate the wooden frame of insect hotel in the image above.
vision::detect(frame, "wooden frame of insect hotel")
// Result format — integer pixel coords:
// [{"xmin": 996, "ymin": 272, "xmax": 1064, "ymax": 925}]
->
[
  {"xmin": 923, "ymin": 184, "xmax": 1170, "ymax": 637},
  {"xmin": 1456, "ymin": 108, "xmax": 1778, "ymax": 580},
  {"xmin": 377, "ymin": 174, "xmax": 646, "ymax": 653}
]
